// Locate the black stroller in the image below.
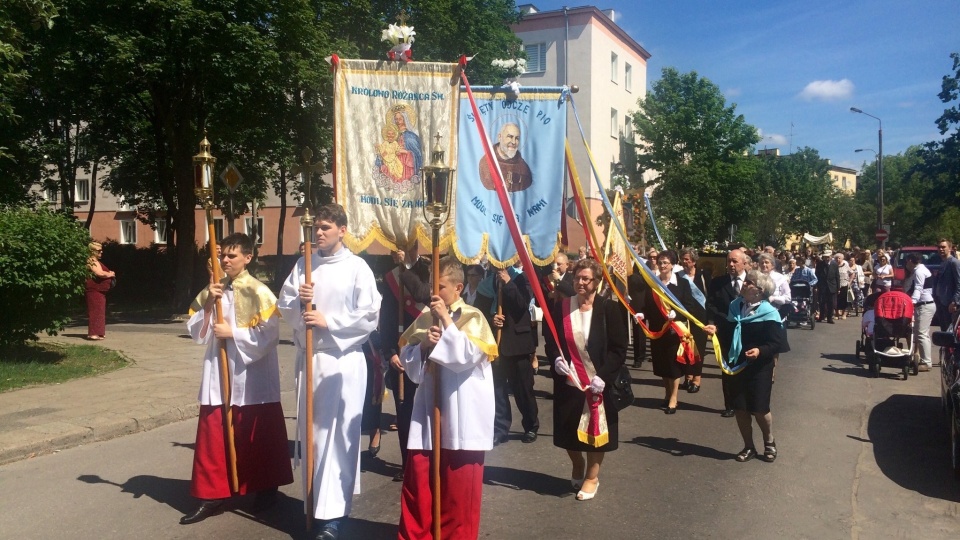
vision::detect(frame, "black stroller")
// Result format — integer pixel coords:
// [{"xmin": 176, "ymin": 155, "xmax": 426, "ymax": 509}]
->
[{"xmin": 787, "ymin": 281, "xmax": 815, "ymax": 329}]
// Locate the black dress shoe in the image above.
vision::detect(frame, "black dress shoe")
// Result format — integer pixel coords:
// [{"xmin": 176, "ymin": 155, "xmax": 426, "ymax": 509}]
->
[
  {"xmin": 393, "ymin": 470, "xmax": 405, "ymax": 482},
  {"xmin": 315, "ymin": 519, "xmax": 342, "ymax": 540},
  {"xmin": 493, "ymin": 434, "xmax": 509, "ymax": 446},
  {"xmin": 679, "ymin": 380, "xmax": 690, "ymax": 391},
  {"xmin": 250, "ymin": 488, "xmax": 278, "ymax": 513},
  {"xmin": 632, "ymin": 360, "xmax": 643, "ymax": 369},
  {"xmin": 721, "ymin": 409, "xmax": 735, "ymax": 418},
  {"xmin": 687, "ymin": 384, "xmax": 700, "ymax": 394},
  {"xmin": 521, "ymin": 431, "xmax": 538, "ymax": 443},
  {"xmin": 180, "ymin": 499, "xmax": 225, "ymax": 525},
  {"xmin": 664, "ymin": 407, "xmax": 677, "ymax": 415}
]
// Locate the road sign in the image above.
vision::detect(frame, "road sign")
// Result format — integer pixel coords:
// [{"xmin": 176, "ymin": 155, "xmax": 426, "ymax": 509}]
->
[
  {"xmin": 875, "ymin": 229, "xmax": 889, "ymax": 242},
  {"xmin": 220, "ymin": 162, "xmax": 243, "ymax": 193}
]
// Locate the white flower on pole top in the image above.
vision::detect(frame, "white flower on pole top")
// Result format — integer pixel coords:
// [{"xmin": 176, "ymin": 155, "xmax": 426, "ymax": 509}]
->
[{"xmin": 381, "ymin": 24, "xmax": 416, "ymax": 45}]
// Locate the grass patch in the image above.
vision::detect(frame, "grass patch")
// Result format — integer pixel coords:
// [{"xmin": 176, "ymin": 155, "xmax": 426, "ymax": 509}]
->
[{"xmin": 0, "ymin": 342, "xmax": 129, "ymax": 393}]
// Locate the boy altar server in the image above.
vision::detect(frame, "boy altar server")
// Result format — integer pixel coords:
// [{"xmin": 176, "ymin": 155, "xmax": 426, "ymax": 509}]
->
[
  {"xmin": 181, "ymin": 233, "xmax": 293, "ymax": 525},
  {"xmin": 278, "ymin": 203, "xmax": 381, "ymax": 540},
  {"xmin": 398, "ymin": 257, "xmax": 498, "ymax": 540}
]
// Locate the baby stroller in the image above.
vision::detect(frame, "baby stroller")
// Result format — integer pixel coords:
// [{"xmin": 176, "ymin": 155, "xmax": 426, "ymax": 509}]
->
[
  {"xmin": 863, "ymin": 290, "xmax": 919, "ymax": 380},
  {"xmin": 787, "ymin": 281, "xmax": 815, "ymax": 329}
]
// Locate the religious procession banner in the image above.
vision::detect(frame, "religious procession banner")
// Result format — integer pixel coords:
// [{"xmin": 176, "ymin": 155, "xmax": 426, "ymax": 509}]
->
[
  {"xmin": 452, "ymin": 87, "xmax": 567, "ymax": 268},
  {"xmin": 602, "ymin": 189, "xmax": 631, "ymax": 293},
  {"xmin": 333, "ymin": 59, "xmax": 460, "ymax": 252}
]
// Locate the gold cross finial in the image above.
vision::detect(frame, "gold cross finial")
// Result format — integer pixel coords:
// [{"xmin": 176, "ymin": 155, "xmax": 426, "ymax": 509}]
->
[
  {"xmin": 433, "ymin": 132, "xmax": 442, "ymax": 146},
  {"xmin": 397, "ymin": 9, "xmax": 409, "ymax": 26}
]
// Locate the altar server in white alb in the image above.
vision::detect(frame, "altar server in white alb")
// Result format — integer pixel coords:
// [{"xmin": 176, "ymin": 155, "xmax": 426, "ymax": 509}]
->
[
  {"xmin": 181, "ymin": 232, "xmax": 293, "ymax": 525},
  {"xmin": 278, "ymin": 203, "xmax": 381, "ymax": 540},
  {"xmin": 397, "ymin": 257, "xmax": 498, "ymax": 540}
]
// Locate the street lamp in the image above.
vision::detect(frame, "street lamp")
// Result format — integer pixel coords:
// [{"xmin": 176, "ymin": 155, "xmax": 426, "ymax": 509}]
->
[{"xmin": 850, "ymin": 107, "xmax": 884, "ymax": 248}]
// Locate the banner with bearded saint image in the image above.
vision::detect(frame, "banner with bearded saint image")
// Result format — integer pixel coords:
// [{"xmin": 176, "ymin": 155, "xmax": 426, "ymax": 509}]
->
[
  {"xmin": 452, "ymin": 87, "xmax": 567, "ymax": 268},
  {"xmin": 332, "ymin": 59, "xmax": 460, "ymax": 253}
]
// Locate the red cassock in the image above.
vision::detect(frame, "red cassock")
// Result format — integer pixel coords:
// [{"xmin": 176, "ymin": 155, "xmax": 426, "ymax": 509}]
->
[
  {"xmin": 190, "ymin": 403, "xmax": 293, "ymax": 499},
  {"xmin": 398, "ymin": 450, "xmax": 484, "ymax": 540}
]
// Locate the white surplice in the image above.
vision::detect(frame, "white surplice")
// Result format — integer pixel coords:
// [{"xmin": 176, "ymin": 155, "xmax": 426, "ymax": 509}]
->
[
  {"xmin": 278, "ymin": 246, "xmax": 381, "ymax": 520},
  {"xmin": 186, "ymin": 287, "xmax": 281, "ymax": 406},
  {"xmin": 401, "ymin": 321, "xmax": 495, "ymax": 451}
]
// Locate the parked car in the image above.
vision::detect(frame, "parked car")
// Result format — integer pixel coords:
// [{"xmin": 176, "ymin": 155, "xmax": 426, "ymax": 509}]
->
[
  {"xmin": 933, "ymin": 328, "xmax": 960, "ymax": 478},
  {"xmin": 891, "ymin": 246, "xmax": 942, "ymax": 290}
]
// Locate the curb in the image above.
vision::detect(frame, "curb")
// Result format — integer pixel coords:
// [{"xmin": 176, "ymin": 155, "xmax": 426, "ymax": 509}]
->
[{"xmin": 0, "ymin": 401, "xmax": 199, "ymax": 466}]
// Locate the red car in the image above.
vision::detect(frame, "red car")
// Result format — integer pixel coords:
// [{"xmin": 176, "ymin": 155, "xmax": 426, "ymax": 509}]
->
[{"xmin": 891, "ymin": 246, "xmax": 942, "ymax": 290}]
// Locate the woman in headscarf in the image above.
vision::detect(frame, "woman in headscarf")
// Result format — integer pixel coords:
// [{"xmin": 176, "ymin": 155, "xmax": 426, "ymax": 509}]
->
[
  {"xmin": 546, "ymin": 258, "xmax": 628, "ymax": 501},
  {"xmin": 85, "ymin": 242, "xmax": 115, "ymax": 340},
  {"xmin": 704, "ymin": 270, "xmax": 789, "ymax": 463}
]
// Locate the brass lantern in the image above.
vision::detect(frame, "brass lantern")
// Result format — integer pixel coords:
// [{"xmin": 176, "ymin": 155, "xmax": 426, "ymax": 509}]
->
[
  {"xmin": 193, "ymin": 135, "xmax": 217, "ymax": 208},
  {"xmin": 421, "ymin": 133, "xmax": 455, "ymax": 226}
]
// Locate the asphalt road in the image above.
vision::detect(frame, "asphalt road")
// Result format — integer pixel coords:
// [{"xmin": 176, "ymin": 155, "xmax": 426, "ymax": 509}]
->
[{"xmin": 1, "ymin": 317, "xmax": 958, "ymax": 539}]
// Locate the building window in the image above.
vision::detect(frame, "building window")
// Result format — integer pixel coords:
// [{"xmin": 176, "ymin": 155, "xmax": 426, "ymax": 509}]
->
[
  {"xmin": 154, "ymin": 219, "xmax": 168, "ymax": 244},
  {"xmin": 75, "ymin": 179, "xmax": 90, "ymax": 202},
  {"xmin": 842, "ymin": 178, "xmax": 848, "ymax": 190},
  {"xmin": 245, "ymin": 216, "xmax": 264, "ymax": 245},
  {"xmin": 610, "ymin": 53, "xmax": 618, "ymax": 82},
  {"xmin": 44, "ymin": 187, "xmax": 58, "ymax": 203},
  {"xmin": 120, "ymin": 220, "xmax": 137, "ymax": 245},
  {"xmin": 624, "ymin": 115, "xmax": 634, "ymax": 142},
  {"xmin": 625, "ymin": 63, "xmax": 633, "ymax": 92},
  {"xmin": 523, "ymin": 43, "xmax": 546, "ymax": 73},
  {"xmin": 611, "ymin": 108, "xmax": 619, "ymax": 138}
]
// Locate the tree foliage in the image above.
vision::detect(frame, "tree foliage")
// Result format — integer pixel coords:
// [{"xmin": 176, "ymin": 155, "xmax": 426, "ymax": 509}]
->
[
  {"xmin": 0, "ymin": 0, "xmax": 523, "ymax": 308},
  {"xmin": 631, "ymin": 68, "xmax": 760, "ymax": 246},
  {"xmin": 0, "ymin": 207, "xmax": 90, "ymax": 346}
]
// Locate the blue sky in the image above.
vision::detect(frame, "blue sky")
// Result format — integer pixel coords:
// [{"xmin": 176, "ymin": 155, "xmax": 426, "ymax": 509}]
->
[{"xmin": 526, "ymin": 1, "xmax": 959, "ymax": 170}]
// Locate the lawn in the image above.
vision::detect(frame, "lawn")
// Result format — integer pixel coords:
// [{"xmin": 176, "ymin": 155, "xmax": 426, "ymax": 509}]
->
[{"xmin": 0, "ymin": 342, "xmax": 128, "ymax": 392}]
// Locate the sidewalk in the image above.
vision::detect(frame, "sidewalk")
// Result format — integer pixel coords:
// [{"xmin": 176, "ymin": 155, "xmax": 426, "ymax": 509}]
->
[{"xmin": 0, "ymin": 320, "xmax": 297, "ymax": 465}]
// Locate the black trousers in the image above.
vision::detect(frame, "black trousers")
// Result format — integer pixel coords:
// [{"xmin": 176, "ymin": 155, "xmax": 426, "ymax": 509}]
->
[
  {"xmin": 819, "ymin": 288, "xmax": 836, "ymax": 322},
  {"xmin": 493, "ymin": 353, "xmax": 540, "ymax": 438},
  {"xmin": 632, "ymin": 319, "xmax": 647, "ymax": 363},
  {"xmin": 391, "ymin": 372, "xmax": 418, "ymax": 469}
]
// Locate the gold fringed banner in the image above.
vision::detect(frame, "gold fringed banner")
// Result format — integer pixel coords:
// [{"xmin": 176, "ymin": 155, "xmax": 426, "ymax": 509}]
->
[{"xmin": 333, "ymin": 59, "xmax": 460, "ymax": 253}]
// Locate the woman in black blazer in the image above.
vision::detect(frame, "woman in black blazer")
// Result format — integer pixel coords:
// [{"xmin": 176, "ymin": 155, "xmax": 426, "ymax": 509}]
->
[
  {"xmin": 644, "ymin": 250, "xmax": 698, "ymax": 414},
  {"xmin": 545, "ymin": 258, "xmax": 628, "ymax": 501}
]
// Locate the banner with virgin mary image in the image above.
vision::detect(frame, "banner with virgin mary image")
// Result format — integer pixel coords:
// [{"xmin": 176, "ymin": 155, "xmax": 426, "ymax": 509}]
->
[
  {"xmin": 333, "ymin": 59, "xmax": 460, "ymax": 252},
  {"xmin": 453, "ymin": 87, "xmax": 567, "ymax": 267}
]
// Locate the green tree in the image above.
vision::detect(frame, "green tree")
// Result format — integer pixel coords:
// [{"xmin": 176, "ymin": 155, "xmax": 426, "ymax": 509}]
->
[
  {"xmin": 631, "ymin": 68, "xmax": 760, "ymax": 246},
  {"xmin": 749, "ymin": 147, "xmax": 841, "ymax": 246},
  {"xmin": 0, "ymin": 207, "xmax": 90, "ymax": 346}
]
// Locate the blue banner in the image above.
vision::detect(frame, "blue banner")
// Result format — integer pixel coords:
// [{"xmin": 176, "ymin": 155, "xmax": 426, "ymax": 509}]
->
[{"xmin": 453, "ymin": 88, "xmax": 567, "ymax": 267}]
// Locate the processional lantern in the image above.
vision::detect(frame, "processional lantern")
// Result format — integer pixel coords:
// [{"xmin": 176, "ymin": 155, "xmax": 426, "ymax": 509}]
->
[
  {"xmin": 421, "ymin": 132, "xmax": 455, "ymax": 227},
  {"xmin": 193, "ymin": 135, "xmax": 218, "ymax": 209}
]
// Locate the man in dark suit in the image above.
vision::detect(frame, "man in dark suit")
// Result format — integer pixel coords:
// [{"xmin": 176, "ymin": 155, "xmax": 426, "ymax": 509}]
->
[
  {"xmin": 547, "ymin": 253, "xmax": 575, "ymax": 299},
  {"xmin": 379, "ymin": 249, "xmax": 431, "ymax": 481},
  {"xmin": 477, "ymin": 266, "xmax": 539, "ymax": 445},
  {"xmin": 707, "ymin": 248, "xmax": 748, "ymax": 418},
  {"xmin": 935, "ymin": 239, "xmax": 960, "ymax": 330},
  {"xmin": 818, "ymin": 251, "xmax": 840, "ymax": 324}
]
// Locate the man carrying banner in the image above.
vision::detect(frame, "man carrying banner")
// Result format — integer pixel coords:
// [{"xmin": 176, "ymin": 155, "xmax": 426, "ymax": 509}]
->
[
  {"xmin": 379, "ymin": 247, "xmax": 431, "ymax": 481},
  {"xmin": 181, "ymin": 233, "xmax": 293, "ymax": 525},
  {"xmin": 397, "ymin": 257, "xmax": 498, "ymax": 539},
  {"xmin": 278, "ymin": 204, "xmax": 381, "ymax": 539},
  {"xmin": 477, "ymin": 265, "xmax": 539, "ymax": 445}
]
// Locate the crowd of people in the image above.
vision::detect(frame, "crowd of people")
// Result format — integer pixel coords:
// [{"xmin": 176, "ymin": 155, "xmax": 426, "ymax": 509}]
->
[{"xmin": 82, "ymin": 209, "xmax": 960, "ymax": 539}]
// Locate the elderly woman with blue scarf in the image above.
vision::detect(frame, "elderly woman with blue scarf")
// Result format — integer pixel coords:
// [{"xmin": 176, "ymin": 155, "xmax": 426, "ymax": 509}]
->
[{"xmin": 704, "ymin": 270, "xmax": 789, "ymax": 463}]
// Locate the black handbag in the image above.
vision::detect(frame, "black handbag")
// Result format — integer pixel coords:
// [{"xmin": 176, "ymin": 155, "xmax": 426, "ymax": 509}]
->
[{"xmin": 608, "ymin": 365, "xmax": 634, "ymax": 411}]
